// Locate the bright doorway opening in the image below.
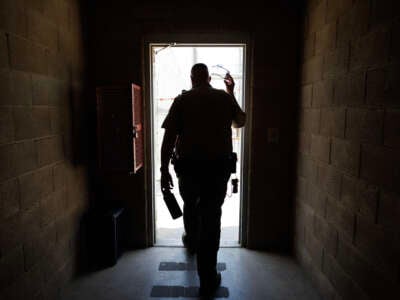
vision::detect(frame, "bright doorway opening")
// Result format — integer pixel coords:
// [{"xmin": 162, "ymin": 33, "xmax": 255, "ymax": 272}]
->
[{"xmin": 150, "ymin": 44, "xmax": 246, "ymax": 246}]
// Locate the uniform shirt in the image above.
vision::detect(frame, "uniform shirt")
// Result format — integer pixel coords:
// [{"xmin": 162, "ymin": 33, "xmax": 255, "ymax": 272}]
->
[{"xmin": 161, "ymin": 84, "xmax": 245, "ymax": 160}]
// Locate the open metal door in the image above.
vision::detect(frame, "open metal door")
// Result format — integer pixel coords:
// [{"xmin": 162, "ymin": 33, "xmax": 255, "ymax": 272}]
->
[{"xmin": 96, "ymin": 84, "xmax": 143, "ymax": 173}]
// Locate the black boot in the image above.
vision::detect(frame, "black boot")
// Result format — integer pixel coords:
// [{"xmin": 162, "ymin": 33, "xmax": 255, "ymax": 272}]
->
[
  {"xmin": 199, "ymin": 272, "xmax": 221, "ymax": 297},
  {"xmin": 182, "ymin": 233, "xmax": 197, "ymax": 254}
]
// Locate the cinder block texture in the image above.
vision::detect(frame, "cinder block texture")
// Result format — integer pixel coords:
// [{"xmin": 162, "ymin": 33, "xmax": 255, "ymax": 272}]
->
[
  {"xmin": 0, "ymin": 0, "xmax": 88, "ymax": 299},
  {"xmin": 0, "ymin": 33, "xmax": 8, "ymax": 69},
  {"xmin": 295, "ymin": 1, "xmax": 400, "ymax": 299}
]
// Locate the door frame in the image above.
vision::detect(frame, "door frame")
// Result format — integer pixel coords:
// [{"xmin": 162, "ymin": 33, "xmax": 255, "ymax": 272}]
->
[{"xmin": 142, "ymin": 33, "xmax": 254, "ymax": 247}]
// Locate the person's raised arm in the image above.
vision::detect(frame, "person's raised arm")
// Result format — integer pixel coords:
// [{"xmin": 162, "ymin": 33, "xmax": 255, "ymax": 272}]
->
[{"xmin": 224, "ymin": 73, "xmax": 246, "ymax": 128}]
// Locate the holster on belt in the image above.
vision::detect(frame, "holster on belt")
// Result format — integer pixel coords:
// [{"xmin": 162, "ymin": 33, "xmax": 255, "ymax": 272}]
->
[{"xmin": 171, "ymin": 151, "xmax": 237, "ymax": 175}]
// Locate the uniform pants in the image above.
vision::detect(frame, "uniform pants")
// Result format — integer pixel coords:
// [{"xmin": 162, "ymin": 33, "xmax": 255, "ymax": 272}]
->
[{"xmin": 177, "ymin": 162, "xmax": 230, "ymax": 284}]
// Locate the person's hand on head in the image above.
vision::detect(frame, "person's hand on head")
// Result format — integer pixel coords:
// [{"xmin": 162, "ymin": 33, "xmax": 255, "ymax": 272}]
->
[
  {"xmin": 224, "ymin": 73, "xmax": 235, "ymax": 95},
  {"xmin": 161, "ymin": 169, "xmax": 174, "ymax": 192}
]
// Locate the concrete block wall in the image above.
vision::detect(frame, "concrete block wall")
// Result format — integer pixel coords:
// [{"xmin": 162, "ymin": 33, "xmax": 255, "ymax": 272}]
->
[
  {"xmin": 295, "ymin": 0, "xmax": 400, "ymax": 298},
  {"xmin": 0, "ymin": 1, "xmax": 88, "ymax": 299}
]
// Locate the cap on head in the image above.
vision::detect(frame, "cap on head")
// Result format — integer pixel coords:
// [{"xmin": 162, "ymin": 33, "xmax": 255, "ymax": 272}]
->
[{"xmin": 191, "ymin": 63, "xmax": 209, "ymax": 84}]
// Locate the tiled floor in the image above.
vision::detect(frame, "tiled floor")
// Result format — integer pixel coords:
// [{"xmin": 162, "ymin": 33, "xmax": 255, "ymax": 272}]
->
[{"xmin": 60, "ymin": 247, "xmax": 320, "ymax": 300}]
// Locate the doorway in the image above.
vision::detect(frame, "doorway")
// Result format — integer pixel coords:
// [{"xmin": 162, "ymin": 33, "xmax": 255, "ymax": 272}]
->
[{"xmin": 148, "ymin": 43, "xmax": 247, "ymax": 247}]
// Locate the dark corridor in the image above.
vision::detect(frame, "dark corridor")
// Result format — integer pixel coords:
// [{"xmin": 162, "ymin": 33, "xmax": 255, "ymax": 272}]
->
[{"xmin": 0, "ymin": 0, "xmax": 399, "ymax": 299}]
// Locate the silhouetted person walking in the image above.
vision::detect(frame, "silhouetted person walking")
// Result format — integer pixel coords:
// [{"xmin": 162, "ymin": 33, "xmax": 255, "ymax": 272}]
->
[{"xmin": 160, "ymin": 63, "xmax": 245, "ymax": 296}]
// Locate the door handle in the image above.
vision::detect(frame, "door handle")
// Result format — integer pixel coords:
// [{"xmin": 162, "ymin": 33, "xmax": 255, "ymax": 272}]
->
[
  {"xmin": 132, "ymin": 124, "xmax": 142, "ymax": 138},
  {"xmin": 132, "ymin": 127, "xmax": 138, "ymax": 138}
]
